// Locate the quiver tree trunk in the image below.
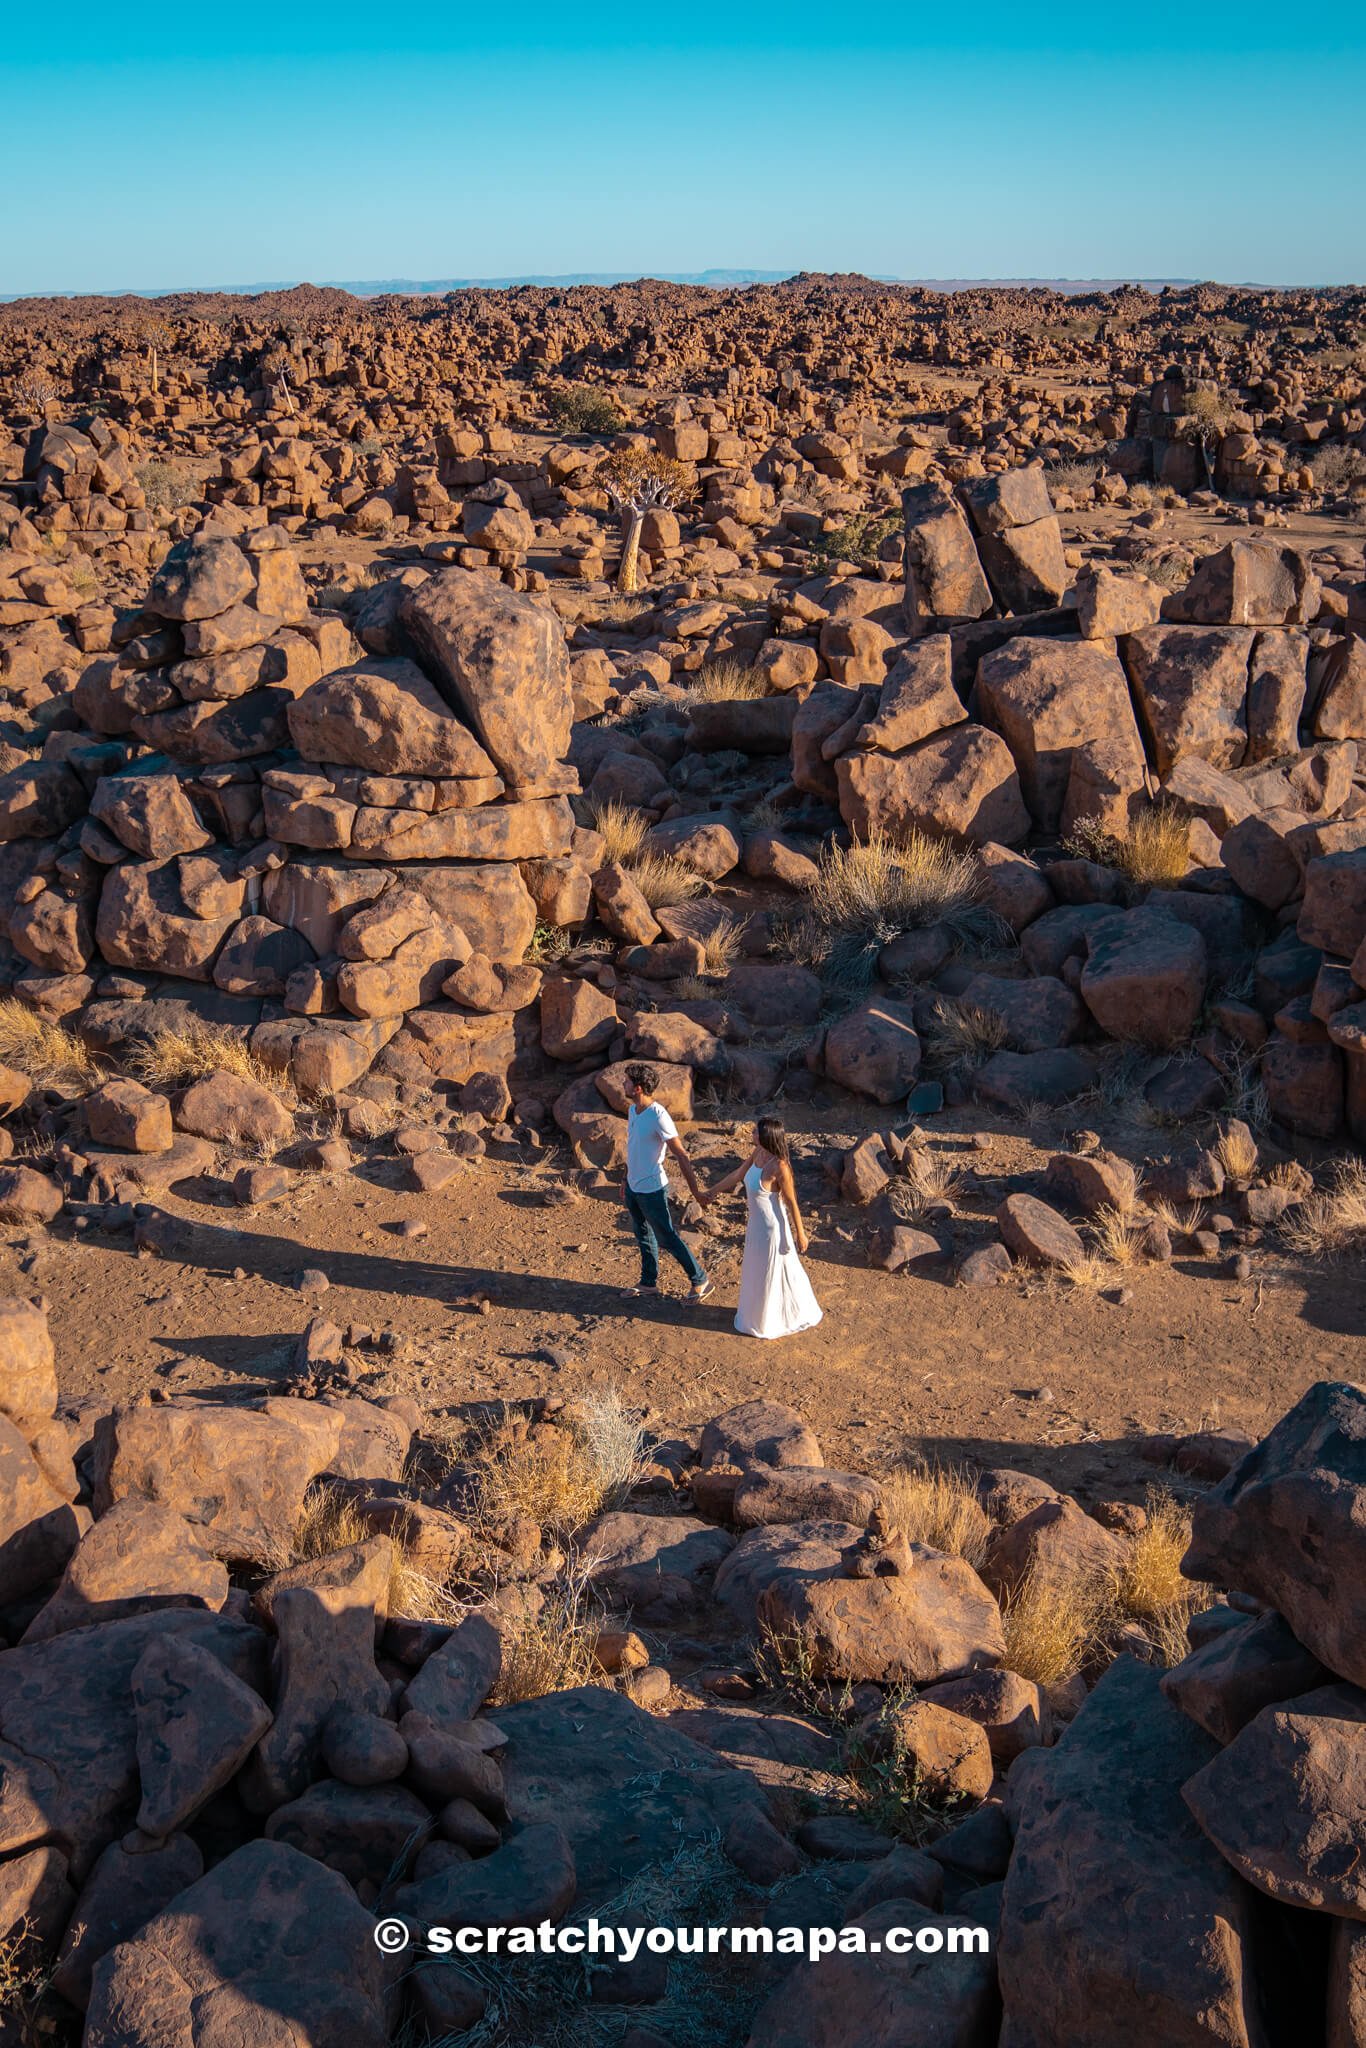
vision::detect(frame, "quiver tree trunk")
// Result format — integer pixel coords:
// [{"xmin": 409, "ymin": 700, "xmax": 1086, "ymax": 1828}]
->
[{"xmin": 617, "ymin": 506, "xmax": 645, "ymax": 594}]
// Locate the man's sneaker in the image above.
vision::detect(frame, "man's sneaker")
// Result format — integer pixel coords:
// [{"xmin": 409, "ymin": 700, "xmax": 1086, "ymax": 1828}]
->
[{"xmin": 691, "ymin": 1275, "xmax": 714, "ymax": 1302}]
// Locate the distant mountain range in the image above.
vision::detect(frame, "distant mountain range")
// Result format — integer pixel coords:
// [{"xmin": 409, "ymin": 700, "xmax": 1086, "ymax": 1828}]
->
[{"xmin": 3, "ymin": 269, "xmax": 1212, "ymax": 304}]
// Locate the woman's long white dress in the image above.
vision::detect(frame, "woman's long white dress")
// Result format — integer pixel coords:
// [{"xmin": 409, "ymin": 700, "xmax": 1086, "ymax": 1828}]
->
[{"xmin": 735, "ymin": 1164, "xmax": 823, "ymax": 1340}]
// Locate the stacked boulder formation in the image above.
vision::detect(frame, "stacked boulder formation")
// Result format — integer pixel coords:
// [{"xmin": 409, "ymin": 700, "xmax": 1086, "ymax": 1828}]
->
[{"xmin": 0, "ymin": 534, "xmax": 579, "ymax": 1098}]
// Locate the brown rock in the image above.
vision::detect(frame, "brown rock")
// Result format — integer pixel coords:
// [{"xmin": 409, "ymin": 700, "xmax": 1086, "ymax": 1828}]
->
[
  {"xmin": 23, "ymin": 1498, "xmax": 229, "ymax": 1644},
  {"xmin": 288, "ymin": 655, "xmax": 498, "ymax": 778},
  {"xmin": 83, "ymin": 1839, "xmax": 389, "ymax": 2048},
  {"xmin": 0, "ymin": 1294, "xmax": 58, "ymax": 1439},
  {"xmin": 400, "ymin": 572, "xmax": 573, "ymax": 789}
]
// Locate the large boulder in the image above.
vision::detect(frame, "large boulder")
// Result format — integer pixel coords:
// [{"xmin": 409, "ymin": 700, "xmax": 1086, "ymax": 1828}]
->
[
  {"xmin": 22, "ymin": 1498, "xmax": 229, "ymax": 1644},
  {"xmin": 1162, "ymin": 540, "xmax": 1321, "ymax": 627},
  {"xmin": 837, "ymin": 725, "xmax": 1030, "ymax": 848},
  {"xmin": 0, "ymin": 1295, "xmax": 57, "ymax": 1439},
  {"xmin": 998, "ymin": 1657, "xmax": 1264, "ymax": 2047},
  {"xmin": 287, "ymin": 655, "xmax": 498, "ymax": 778},
  {"xmin": 90, "ymin": 1398, "xmax": 343, "ymax": 1567},
  {"xmin": 902, "ymin": 482, "xmax": 993, "ymax": 631},
  {"xmin": 975, "ymin": 636, "xmax": 1147, "ymax": 833},
  {"xmin": 84, "ymin": 1839, "xmax": 390, "ymax": 2048},
  {"xmin": 580, "ymin": 1511, "xmax": 734, "ymax": 1618},
  {"xmin": 400, "ymin": 572, "xmax": 574, "ymax": 789},
  {"xmin": 854, "ymin": 634, "xmax": 966, "ymax": 752},
  {"xmin": 97, "ymin": 857, "xmax": 242, "ymax": 981},
  {"xmin": 0, "ymin": 1612, "xmax": 268, "ymax": 1879},
  {"xmin": 1123, "ymin": 624, "xmax": 1254, "ymax": 774},
  {"xmin": 1181, "ymin": 1381, "xmax": 1366, "ymax": 1688},
  {"xmin": 1079, "ymin": 908, "xmax": 1208, "ymax": 1050},
  {"xmin": 746, "ymin": 1900, "xmax": 999, "ymax": 2048},
  {"xmin": 1160, "ymin": 1610, "xmax": 1329, "ymax": 1745},
  {"xmin": 494, "ymin": 1686, "xmax": 773, "ymax": 1905},
  {"xmin": 1183, "ymin": 1683, "xmax": 1366, "ymax": 1917},
  {"xmin": 715, "ymin": 1522, "xmax": 1005, "ymax": 1686},
  {"xmin": 0, "ymin": 1414, "xmax": 85, "ymax": 1602},
  {"xmin": 245, "ymin": 1539, "xmax": 393, "ymax": 1812},
  {"xmin": 823, "ymin": 997, "xmax": 922, "ymax": 1102}
]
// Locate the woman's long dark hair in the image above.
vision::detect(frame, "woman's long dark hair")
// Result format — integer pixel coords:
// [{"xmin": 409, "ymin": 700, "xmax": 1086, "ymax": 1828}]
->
[{"xmin": 756, "ymin": 1116, "xmax": 790, "ymax": 1162}]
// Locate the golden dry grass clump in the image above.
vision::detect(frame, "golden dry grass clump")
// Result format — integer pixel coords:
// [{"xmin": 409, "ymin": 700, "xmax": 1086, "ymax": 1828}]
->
[
  {"xmin": 1066, "ymin": 802, "xmax": 1190, "ymax": 888},
  {"xmin": 809, "ymin": 831, "xmax": 982, "ymax": 942},
  {"xmin": 0, "ymin": 999, "xmax": 98, "ymax": 1092},
  {"xmin": 877, "ymin": 1463, "xmax": 992, "ymax": 1570},
  {"xmin": 587, "ymin": 799, "xmax": 706, "ymax": 909},
  {"xmin": 1280, "ymin": 1157, "xmax": 1366, "ymax": 1258},
  {"xmin": 471, "ymin": 1391, "xmax": 645, "ymax": 1543},
  {"xmin": 684, "ymin": 657, "xmax": 770, "ymax": 702},
  {"xmin": 126, "ymin": 1019, "xmax": 283, "ymax": 1094},
  {"xmin": 488, "ymin": 1574, "xmax": 614, "ymax": 1706},
  {"xmin": 999, "ymin": 1569, "xmax": 1111, "ymax": 1686}
]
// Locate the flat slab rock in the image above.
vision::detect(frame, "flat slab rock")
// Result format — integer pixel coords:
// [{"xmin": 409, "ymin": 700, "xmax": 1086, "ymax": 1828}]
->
[
  {"xmin": 664, "ymin": 1704, "xmax": 843, "ymax": 1795},
  {"xmin": 494, "ymin": 1684, "xmax": 774, "ymax": 1907},
  {"xmin": 998, "ymin": 1655, "xmax": 1264, "ymax": 2048},
  {"xmin": 84, "ymin": 1838, "xmax": 389, "ymax": 2048}
]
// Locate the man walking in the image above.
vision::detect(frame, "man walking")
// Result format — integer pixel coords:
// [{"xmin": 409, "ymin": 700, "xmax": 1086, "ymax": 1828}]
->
[{"xmin": 622, "ymin": 1063, "xmax": 713, "ymax": 1302}]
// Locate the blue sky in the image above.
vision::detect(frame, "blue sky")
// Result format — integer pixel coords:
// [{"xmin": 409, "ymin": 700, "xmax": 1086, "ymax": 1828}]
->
[{"xmin": 3, "ymin": 2, "xmax": 1364, "ymax": 296}]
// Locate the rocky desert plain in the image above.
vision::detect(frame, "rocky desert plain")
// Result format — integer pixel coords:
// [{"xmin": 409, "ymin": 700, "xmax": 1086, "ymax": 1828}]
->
[{"xmin": 0, "ymin": 273, "xmax": 1362, "ymax": 2047}]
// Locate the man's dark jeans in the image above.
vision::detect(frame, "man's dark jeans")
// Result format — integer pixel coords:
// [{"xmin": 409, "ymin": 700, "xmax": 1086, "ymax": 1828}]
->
[{"xmin": 626, "ymin": 1185, "xmax": 704, "ymax": 1289}]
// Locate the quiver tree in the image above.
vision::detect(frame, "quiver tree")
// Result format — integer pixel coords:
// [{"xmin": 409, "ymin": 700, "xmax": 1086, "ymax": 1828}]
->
[{"xmin": 597, "ymin": 447, "xmax": 692, "ymax": 594}]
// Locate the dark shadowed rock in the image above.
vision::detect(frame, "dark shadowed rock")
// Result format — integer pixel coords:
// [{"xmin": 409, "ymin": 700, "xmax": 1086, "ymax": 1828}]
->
[
  {"xmin": 1182, "ymin": 1381, "xmax": 1366, "ymax": 1688},
  {"xmin": 1161, "ymin": 1610, "xmax": 1329, "ymax": 1744},
  {"xmin": 495, "ymin": 1687, "xmax": 774, "ymax": 1905},
  {"xmin": 998, "ymin": 1657, "xmax": 1264, "ymax": 2047},
  {"xmin": 746, "ymin": 1899, "xmax": 999, "ymax": 2048},
  {"xmin": 52, "ymin": 1828, "xmax": 203, "ymax": 2010},
  {"xmin": 134, "ymin": 1633, "xmax": 274, "ymax": 1838},
  {"xmin": 84, "ymin": 1838, "xmax": 389, "ymax": 2048},
  {"xmin": 0, "ymin": 1612, "xmax": 268, "ymax": 1881},
  {"xmin": 1182, "ymin": 1683, "xmax": 1366, "ymax": 1916}
]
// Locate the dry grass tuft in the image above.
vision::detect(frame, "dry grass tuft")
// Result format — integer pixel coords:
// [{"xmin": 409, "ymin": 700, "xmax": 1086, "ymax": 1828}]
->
[
  {"xmin": 127, "ymin": 1020, "xmax": 283, "ymax": 1094},
  {"xmin": 1091, "ymin": 1206, "xmax": 1147, "ymax": 1267},
  {"xmin": 1112, "ymin": 1491, "xmax": 1197, "ymax": 1623},
  {"xmin": 695, "ymin": 916, "xmax": 741, "ymax": 978},
  {"xmin": 888, "ymin": 1148, "xmax": 964, "ymax": 1221},
  {"xmin": 999, "ymin": 1568, "xmax": 1111, "ymax": 1686},
  {"xmin": 1214, "ymin": 1120, "xmax": 1259, "ymax": 1183},
  {"xmin": 1066, "ymin": 802, "xmax": 1189, "ymax": 888},
  {"xmin": 587, "ymin": 799, "xmax": 706, "ymax": 908},
  {"xmin": 1060, "ymin": 1251, "xmax": 1115, "ymax": 1291},
  {"xmin": 878, "ymin": 1462, "xmax": 991, "ymax": 1570},
  {"xmin": 806, "ymin": 832, "xmax": 984, "ymax": 984},
  {"xmin": 1280, "ymin": 1157, "xmax": 1366, "ymax": 1258},
  {"xmin": 0, "ymin": 1000, "xmax": 98, "ymax": 1092},
  {"xmin": 923, "ymin": 996, "xmax": 1008, "ymax": 1073},
  {"xmin": 488, "ymin": 1571, "xmax": 614, "ymax": 1705},
  {"xmin": 1110, "ymin": 1489, "xmax": 1214, "ymax": 1665},
  {"xmin": 473, "ymin": 1392, "xmax": 644, "ymax": 1543},
  {"xmin": 588, "ymin": 798, "xmax": 650, "ymax": 864},
  {"xmin": 623, "ymin": 850, "xmax": 707, "ymax": 909},
  {"xmin": 685, "ymin": 657, "xmax": 770, "ymax": 702}
]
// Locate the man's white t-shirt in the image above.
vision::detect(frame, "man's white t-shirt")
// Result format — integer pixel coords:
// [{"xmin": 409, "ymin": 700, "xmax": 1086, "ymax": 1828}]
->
[{"xmin": 627, "ymin": 1100, "xmax": 677, "ymax": 1194}]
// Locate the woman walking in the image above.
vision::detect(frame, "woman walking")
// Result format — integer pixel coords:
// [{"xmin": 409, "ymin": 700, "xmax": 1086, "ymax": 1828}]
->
[{"xmin": 703, "ymin": 1118, "xmax": 822, "ymax": 1340}]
